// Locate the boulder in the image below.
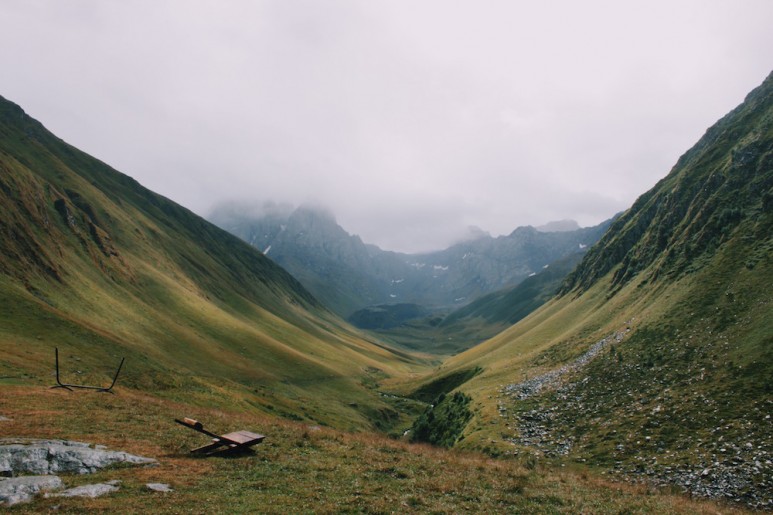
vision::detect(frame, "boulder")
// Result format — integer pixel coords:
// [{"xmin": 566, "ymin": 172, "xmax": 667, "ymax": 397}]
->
[{"xmin": 0, "ymin": 438, "xmax": 156, "ymax": 475}]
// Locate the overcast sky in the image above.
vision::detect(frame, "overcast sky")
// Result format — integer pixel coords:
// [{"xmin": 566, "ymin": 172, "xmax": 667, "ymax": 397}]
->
[{"xmin": 1, "ymin": 1, "xmax": 772, "ymax": 252}]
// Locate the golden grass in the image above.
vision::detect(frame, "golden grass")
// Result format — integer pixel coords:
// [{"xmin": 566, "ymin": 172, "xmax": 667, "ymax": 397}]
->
[{"xmin": 0, "ymin": 386, "xmax": 747, "ymax": 513}]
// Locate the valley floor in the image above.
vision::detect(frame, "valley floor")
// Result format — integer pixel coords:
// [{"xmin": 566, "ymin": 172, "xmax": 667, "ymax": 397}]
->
[{"xmin": 0, "ymin": 386, "xmax": 749, "ymax": 513}]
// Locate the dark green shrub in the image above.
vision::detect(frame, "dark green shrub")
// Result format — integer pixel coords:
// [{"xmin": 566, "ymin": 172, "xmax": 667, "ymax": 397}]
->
[{"xmin": 410, "ymin": 392, "xmax": 473, "ymax": 447}]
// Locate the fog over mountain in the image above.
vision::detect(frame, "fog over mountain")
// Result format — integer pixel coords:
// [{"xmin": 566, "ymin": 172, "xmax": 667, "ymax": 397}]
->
[
  {"xmin": 211, "ymin": 201, "xmax": 612, "ymax": 317},
  {"xmin": 1, "ymin": 1, "xmax": 772, "ymax": 252}
]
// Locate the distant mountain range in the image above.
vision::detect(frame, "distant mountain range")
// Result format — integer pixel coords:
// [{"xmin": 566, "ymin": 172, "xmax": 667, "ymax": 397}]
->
[{"xmin": 210, "ymin": 204, "xmax": 612, "ymax": 317}]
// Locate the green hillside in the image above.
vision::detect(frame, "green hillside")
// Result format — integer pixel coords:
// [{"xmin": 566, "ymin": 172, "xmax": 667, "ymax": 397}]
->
[
  {"xmin": 439, "ymin": 251, "xmax": 587, "ymax": 339},
  {"xmin": 0, "ymin": 95, "xmax": 425, "ymax": 431},
  {"xmin": 358, "ymin": 252, "xmax": 588, "ymax": 357},
  {"xmin": 401, "ymin": 71, "xmax": 773, "ymax": 507}
]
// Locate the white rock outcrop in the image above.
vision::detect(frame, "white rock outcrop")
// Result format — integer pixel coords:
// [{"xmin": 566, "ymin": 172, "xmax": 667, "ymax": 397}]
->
[{"xmin": 0, "ymin": 438, "xmax": 156, "ymax": 476}]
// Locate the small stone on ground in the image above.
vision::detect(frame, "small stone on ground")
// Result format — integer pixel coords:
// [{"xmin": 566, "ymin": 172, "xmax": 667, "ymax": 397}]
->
[
  {"xmin": 0, "ymin": 475, "xmax": 64, "ymax": 506},
  {"xmin": 47, "ymin": 481, "xmax": 120, "ymax": 499},
  {"xmin": 146, "ymin": 482, "xmax": 173, "ymax": 492}
]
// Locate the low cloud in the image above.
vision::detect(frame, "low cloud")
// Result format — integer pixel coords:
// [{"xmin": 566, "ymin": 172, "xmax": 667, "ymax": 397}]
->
[{"xmin": 1, "ymin": 1, "xmax": 771, "ymax": 252}]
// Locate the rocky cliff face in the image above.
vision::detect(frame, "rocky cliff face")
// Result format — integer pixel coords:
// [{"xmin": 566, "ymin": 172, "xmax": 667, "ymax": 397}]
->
[{"xmin": 211, "ymin": 204, "xmax": 410, "ymax": 315}]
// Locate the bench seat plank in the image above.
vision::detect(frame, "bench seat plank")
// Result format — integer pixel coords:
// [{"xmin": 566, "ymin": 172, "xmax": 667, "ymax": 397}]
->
[{"xmin": 221, "ymin": 431, "xmax": 266, "ymax": 444}]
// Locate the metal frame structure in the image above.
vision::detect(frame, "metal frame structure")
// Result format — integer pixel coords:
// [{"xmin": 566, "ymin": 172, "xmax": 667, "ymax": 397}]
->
[{"xmin": 51, "ymin": 347, "xmax": 125, "ymax": 393}]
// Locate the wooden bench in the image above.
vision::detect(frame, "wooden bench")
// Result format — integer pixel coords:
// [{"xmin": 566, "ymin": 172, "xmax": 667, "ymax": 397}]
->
[{"xmin": 175, "ymin": 418, "xmax": 265, "ymax": 456}]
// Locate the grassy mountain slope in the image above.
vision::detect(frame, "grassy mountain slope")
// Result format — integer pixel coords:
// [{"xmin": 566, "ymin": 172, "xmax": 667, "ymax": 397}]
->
[
  {"xmin": 358, "ymin": 252, "xmax": 588, "ymax": 356},
  {"xmin": 395, "ymin": 71, "xmax": 773, "ymax": 507},
  {"xmin": 438, "ymin": 251, "xmax": 587, "ymax": 340},
  {"xmin": 0, "ymin": 95, "xmax": 425, "ymax": 431}
]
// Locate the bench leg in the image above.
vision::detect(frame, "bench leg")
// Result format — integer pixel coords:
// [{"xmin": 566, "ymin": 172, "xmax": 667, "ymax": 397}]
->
[{"xmin": 190, "ymin": 440, "xmax": 227, "ymax": 454}]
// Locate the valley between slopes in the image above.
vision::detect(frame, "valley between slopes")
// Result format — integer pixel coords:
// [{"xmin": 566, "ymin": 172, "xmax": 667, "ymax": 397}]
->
[{"xmin": 1, "ymin": 70, "xmax": 772, "ymax": 512}]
